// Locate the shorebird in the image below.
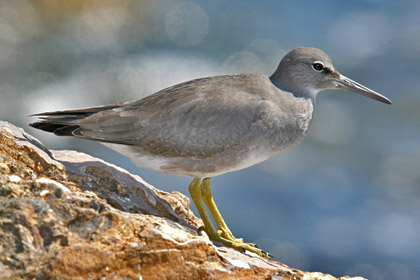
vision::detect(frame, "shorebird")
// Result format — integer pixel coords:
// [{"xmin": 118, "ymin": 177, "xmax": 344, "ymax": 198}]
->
[{"xmin": 30, "ymin": 47, "xmax": 392, "ymax": 258}]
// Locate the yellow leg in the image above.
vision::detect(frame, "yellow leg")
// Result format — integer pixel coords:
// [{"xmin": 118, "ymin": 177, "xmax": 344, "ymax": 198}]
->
[
  {"xmin": 188, "ymin": 177, "xmax": 271, "ymax": 259},
  {"xmin": 201, "ymin": 178, "xmax": 243, "ymax": 242},
  {"xmin": 188, "ymin": 178, "xmax": 218, "ymax": 237}
]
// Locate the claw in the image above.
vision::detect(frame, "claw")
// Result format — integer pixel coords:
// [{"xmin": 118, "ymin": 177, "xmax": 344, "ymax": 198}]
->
[
  {"xmin": 197, "ymin": 226, "xmax": 206, "ymax": 234},
  {"xmin": 261, "ymin": 250, "xmax": 273, "ymax": 259}
]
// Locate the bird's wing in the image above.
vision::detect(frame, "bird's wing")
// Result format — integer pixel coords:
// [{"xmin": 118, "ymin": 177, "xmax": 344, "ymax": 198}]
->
[{"xmin": 33, "ymin": 75, "xmax": 268, "ymax": 158}]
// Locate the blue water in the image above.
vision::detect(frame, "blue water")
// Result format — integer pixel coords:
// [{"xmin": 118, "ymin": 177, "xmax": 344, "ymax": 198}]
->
[{"xmin": 1, "ymin": 1, "xmax": 419, "ymax": 279}]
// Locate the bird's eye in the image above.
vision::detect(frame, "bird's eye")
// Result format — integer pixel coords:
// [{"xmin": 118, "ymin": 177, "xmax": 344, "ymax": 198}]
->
[{"xmin": 312, "ymin": 62, "xmax": 324, "ymax": 72}]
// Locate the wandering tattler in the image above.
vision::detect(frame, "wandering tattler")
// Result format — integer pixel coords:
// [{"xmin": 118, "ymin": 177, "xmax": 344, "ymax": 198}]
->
[{"xmin": 30, "ymin": 47, "xmax": 392, "ymax": 258}]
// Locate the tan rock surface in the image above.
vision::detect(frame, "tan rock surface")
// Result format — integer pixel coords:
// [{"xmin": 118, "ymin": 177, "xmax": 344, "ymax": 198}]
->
[{"xmin": 0, "ymin": 121, "xmax": 365, "ymax": 280}]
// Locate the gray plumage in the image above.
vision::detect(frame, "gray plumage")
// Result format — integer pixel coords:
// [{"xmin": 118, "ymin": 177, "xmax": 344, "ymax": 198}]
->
[{"xmin": 30, "ymin": 47, "xmax": 391, "ymax": 177}]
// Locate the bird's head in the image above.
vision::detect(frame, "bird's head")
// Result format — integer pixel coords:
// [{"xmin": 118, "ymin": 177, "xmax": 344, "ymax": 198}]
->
[{"xmin": 271, "ymin": 47, "xmax": 392, "ymax": 104}]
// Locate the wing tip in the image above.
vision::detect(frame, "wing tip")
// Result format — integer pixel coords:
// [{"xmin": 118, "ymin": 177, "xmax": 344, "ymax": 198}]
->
[{"xmin": 29, "ymin": 121, "xmax": 79, "ymax": 136}]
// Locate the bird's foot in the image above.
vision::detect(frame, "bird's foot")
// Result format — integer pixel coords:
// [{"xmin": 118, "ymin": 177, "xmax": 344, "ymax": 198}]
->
[
  {"xmin": 217, "ymin": 229, "xmax": 244, "ymax": 244},
  {"xmin": 199, "ymin": 226, "xmax": 271, "ymax": 259}
]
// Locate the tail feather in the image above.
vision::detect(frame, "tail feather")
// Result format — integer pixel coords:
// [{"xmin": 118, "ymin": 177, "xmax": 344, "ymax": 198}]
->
[
  {"xmin": 29, "ymin": 122, "xmax": 78, "ymax": 135},
  {"xmin": 29, "ymin": 104, "xmax": 120, "ymax": 136},
  {"xmin": 30, "ymin": 104, "xmax": 120, "ymax": 117}
]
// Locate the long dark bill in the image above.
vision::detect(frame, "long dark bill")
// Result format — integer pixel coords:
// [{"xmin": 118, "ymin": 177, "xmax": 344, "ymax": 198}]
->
[{"xmin": 335, "ymin": 74, "xmax": 392, "ymax": 104}]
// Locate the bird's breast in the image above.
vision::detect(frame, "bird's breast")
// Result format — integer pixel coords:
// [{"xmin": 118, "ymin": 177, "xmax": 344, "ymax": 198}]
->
[{"xmin": 252, "ymin": 96, "xmax": 314, "ymax": 154}]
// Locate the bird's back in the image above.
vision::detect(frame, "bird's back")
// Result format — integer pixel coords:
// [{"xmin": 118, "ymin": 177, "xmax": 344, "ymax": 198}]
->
[{"xmin": 31, "ymin": 73, "xmax": 314, "ymax": 177}]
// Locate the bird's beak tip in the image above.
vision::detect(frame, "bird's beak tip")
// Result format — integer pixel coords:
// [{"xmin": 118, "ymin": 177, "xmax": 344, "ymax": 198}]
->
[{"xmin": 335, "ymin": 75, "xmax": 392, "ymax": 105}]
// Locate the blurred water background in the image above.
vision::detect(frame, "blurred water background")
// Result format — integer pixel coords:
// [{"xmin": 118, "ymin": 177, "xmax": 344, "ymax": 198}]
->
[{"xmin": 1, "ymin": 1, "xmax": 419, "ymax": 279}]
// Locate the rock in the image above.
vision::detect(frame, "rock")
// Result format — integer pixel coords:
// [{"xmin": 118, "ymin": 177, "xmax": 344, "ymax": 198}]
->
[{"xmin": 0, "ymin": 121, "xmax": 365, "ymax": 280}]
